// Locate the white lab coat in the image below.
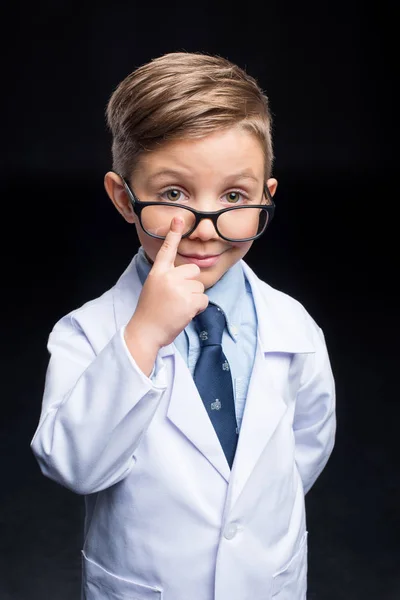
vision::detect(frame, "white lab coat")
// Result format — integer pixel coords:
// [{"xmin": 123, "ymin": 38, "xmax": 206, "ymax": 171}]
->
[{"xmin": 31, "ymin": 255, "xmax": 336, "ymax": 600}]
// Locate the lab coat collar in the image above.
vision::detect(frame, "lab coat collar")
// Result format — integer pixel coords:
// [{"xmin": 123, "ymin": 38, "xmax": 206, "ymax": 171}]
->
[
  {"xmin": 114, "ymin": 254, "xmax": 315, "ymax": 357},
  {"xmin": 113, "ymin": 254, "xmax": 177, "ymax": 359},
  {"xmin": 112, "ymin": 254, "xmax": 315, "ymax": 488},
  {"xmin": 240, "ymin": 260, "xmax": 316, "ymax": 354}
]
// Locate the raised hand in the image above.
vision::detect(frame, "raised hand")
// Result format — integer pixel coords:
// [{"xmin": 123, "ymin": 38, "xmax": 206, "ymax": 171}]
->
[{"xmin": 124, "ymin": 218, "xmax": 209, "ymax": 375}]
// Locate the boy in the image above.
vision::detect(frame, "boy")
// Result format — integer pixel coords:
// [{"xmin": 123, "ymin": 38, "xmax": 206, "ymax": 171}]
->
[{"xmin": 31, "ymin": 52, "xmax": 336, "ymax": 600}]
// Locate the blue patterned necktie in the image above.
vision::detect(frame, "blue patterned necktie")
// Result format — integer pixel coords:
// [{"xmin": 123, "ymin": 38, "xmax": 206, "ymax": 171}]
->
[{"xmin": 193, "ymin": 303, "xmax": 238, "ymax": 468}]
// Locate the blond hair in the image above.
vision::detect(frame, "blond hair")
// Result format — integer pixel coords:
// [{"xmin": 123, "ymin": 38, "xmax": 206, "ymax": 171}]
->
[{"xmin": 106, "ymin": 52, "xmax": 274, "ymax": 179}]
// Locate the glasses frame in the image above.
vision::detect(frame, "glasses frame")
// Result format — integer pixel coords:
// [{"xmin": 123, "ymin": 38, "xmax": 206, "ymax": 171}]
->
[{"xmin": 120, "ymin": 176, "xmax": 275, "ymax": 242}]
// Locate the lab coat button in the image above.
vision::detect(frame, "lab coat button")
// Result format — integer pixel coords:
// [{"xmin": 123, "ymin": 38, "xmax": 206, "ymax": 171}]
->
[{"xmin": 224, "ymin": 523, "xmax": 238, "ymax": 540}]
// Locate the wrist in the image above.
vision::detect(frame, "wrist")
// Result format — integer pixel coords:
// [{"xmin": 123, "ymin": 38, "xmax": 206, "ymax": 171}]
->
[
  {"xmin": 124, "ymin": 318, "xmax": 161, "ymax": 377},
  {"xmin": 125, "ymin": 315, "xmax": 163, "ymax": 352}
]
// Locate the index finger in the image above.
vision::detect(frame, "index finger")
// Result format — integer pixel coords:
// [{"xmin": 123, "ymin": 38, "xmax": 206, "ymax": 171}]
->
[{"xmin": 152, "ymin": 217, "xmax": 184, "ymax": 271}]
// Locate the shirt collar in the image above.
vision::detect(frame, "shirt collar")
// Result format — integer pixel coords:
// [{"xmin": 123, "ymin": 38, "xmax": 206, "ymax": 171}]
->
[
  {"xmin": 206, "ymin": 260, "xmax": 245, "ymax": 342},
  {"xmin": 135, "ymin": 246, "xmax": 246, "ymax": 342},
  {"xmin": 136, "ymin": 246, "xmax": 153, "ymax": 286}
]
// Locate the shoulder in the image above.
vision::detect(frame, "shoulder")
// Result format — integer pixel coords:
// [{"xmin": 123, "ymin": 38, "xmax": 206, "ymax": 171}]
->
[
  {"xmin": 241, "ymin": 260, "xmax": 324, "ymax": 353},
  {"xmin": 49, "ymin": 288, "xmax": 117, "ymax": 350},
  {"xmin": 243, "ymin": 261, "xmax": 316, "ymax": 321},
  {"xmin": 50, "ymin": 255, "xmax": 141, "ymax": 350}
]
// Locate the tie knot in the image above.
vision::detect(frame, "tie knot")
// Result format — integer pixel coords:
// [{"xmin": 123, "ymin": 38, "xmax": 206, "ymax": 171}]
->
[{"xmin": 194, "ymin": 303, "xmax": 226, "ymax": 346}]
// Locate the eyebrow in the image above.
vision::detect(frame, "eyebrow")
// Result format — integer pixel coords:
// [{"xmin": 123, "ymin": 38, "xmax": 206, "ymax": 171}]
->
[
  {"xmin": 149, "ymin": 169, "xmax": 191, "ymax": 181},
  {"xmin": 222, "ymin": 170, "xmax": 259, "ymax": 184},
  {"xmin": 149, "ymin": 169, "xmax": 260, "ymax": 184}
]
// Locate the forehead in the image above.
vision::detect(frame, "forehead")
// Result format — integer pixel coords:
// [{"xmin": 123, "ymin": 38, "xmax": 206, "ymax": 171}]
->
[{"xmin": 134, "ymin": 127, "xmax": 265, "ymax": 182}]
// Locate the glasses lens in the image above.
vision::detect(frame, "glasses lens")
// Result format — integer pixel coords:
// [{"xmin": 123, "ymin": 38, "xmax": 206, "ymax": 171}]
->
[
  {"xmin": 141, "ymin": 205, "xmax": 196, "ymax": 237},
  {"xmin": 217, "ymin": 207, "xmax": 269, "ymax": 240},
  {"xmin": 140, "ymin": 204, "xmax": 269, "ymax": 241}
]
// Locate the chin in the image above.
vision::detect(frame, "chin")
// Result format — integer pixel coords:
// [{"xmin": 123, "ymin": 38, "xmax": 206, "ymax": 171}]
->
[{"xmin": 199, "ymin": 269, "xmax": 222, "ymax": 290}]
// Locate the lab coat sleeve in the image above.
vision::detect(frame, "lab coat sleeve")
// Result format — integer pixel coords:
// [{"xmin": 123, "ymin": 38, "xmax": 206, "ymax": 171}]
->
[
  {"xmin": 293, "ymin": 326, "xmax": 336, "ymax": 495},
  {"xmin": 30, "ymin": 315, "xmax": 167, "ymax": 495}
]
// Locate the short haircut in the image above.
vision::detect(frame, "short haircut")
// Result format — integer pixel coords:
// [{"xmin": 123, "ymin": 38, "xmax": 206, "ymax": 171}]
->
[{"xmin": 106, "ymin": 52, "xmax": 274, "ymax": 180}]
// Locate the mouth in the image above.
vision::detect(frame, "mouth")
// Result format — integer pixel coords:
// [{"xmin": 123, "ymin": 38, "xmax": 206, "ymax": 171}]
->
[{"xmin": 178, "ymin": 253, "xmax": 222, "ymax": 268}]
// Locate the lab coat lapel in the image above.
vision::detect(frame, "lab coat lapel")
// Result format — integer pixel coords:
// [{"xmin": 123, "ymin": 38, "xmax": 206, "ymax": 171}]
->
[
  {"xmin": 166, "ymin": 350, "xmax": 231, "ymax": 482},
  {"xmin": 229, "ymin": 340, "xmax": 287, "ymax": 508},
  {"xmin": 113, "ymin": 255, "xmax": 230, "ymax": 483},
  {"xmin": 113, "ymin": 255, "xmax": 316, "ymax": 493},
  {"xmin": 113, "ymin": 255, "xmax": 144, "ymax": 331},
  {"xmin": 228, "ymin": 261, "xmax": 316, "ymax": 507}
]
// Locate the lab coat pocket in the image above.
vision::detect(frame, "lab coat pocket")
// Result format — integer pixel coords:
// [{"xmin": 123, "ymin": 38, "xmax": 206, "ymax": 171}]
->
[
  {"xmin": 82, "ymin": 551, "xmax": 162, "ymax": 599},
  {"xmin": 271, "ymin": 531, "xmax": 308, "ymax": 599}
]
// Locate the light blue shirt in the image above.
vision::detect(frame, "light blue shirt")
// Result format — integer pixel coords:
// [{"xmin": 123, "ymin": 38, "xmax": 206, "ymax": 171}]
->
[{"xmin": 135, "ymin": 247, "xmax": 258, "ymax": 430}]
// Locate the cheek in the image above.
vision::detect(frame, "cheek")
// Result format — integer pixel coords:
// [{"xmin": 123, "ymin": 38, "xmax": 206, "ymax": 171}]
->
[
  {"xmin": 135, "ymin": 228, "xmax": 163, "ymax": 263},
  {"xmin": 229, "ymin": 241, "xmax": 253, "ymax": 259},
  {"xmin": 202, "ymin": 243, "xmax": 252, "ymax": 289}
]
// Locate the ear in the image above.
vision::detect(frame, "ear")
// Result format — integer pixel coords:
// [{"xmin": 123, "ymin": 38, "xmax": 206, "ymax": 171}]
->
[
  {"xmin": 266, "ymin": 177, "xmax": 278, "ymax": 198},
  {"xmin": 104, "ymin": 171, "xmax": 136, "ymax": 224}
]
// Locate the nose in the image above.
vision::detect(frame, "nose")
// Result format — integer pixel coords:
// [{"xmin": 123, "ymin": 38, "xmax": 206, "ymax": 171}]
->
[{"xmin": 187, "ymin": 216, "xmax": 220, "ymax": 241}]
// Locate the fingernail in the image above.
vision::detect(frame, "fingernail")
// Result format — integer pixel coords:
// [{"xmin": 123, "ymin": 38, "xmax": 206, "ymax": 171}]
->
[{"xmin": 172, "ymin": 217, "xmax": 183, "ymax": 229}]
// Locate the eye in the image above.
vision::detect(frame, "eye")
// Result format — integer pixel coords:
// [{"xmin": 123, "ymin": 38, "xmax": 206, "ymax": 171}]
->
[
  {"xmin": 224, "ymin": 191, "xmax": 244, "ymax": 204},
  {"xmin": 160, "ymin": 188, "xmax": 184, "ymax": 202}
]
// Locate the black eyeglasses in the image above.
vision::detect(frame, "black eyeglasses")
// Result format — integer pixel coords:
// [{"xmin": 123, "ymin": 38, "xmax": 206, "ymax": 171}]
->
[{"xmin": 120, "ymin": 176, "xmax": 275, "ymax": 242}]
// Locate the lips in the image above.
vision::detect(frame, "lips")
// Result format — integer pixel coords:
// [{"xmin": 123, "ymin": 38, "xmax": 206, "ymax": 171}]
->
[
  {"xmin": 178, "ymin": 253, "xmax": 222, "ymax": 268},
  {"xmin": 181, "ymin": 254, "xmax": 218, "ymax": 259}
]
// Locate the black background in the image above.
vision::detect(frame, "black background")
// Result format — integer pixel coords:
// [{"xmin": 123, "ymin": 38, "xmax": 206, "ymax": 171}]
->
[{"xmin": 1, "ymin": 1, "xmax": 398, "ymax": 599}]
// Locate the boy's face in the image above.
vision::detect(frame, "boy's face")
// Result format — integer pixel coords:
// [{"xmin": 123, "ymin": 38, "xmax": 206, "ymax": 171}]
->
[{"xmin": 105, "ymin": 127, "xmax": 277, "ymax": 290}]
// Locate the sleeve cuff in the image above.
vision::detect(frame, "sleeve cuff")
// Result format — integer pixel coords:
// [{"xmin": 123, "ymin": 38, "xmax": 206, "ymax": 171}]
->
[{"xmin": 120, "ymin": 326, "xmax": 166, "ymax": 389}]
